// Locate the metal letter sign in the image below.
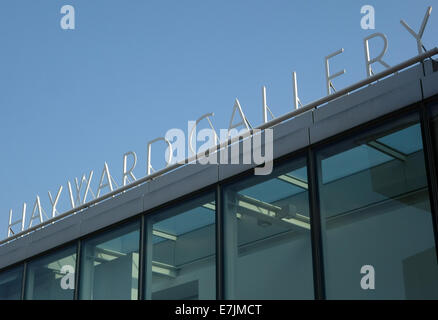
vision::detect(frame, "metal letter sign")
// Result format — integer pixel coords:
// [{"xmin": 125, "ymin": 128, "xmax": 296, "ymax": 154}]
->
[{"xmin": 5, "ymin": 6, "xmax": 435, "ymax": 240}]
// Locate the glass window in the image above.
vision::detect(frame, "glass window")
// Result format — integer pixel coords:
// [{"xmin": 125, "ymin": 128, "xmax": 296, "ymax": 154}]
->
[
  {"xmin": 79, "ymin": 221, "xmax": 140, "ymax": 300},
  {"xmin": 0, "ymin": 265, "xmax": 23, "ymax": 300},
  {"xmin": 223, "ymin": 157, "xmax": 314, "ymax": 299},
  {"xmin": 145, "ymin": 192, "xmax": 216, "ymax": 300},
  {"xmin": 25, "ymin": 245, "xmax": 76, "ymax": 300},
  {"xmin": 317, "ymin": 111, "xmax": 438, "ymax": 299}
]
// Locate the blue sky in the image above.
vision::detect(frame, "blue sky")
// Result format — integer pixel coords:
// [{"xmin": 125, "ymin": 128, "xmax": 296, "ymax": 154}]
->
[{"xmin": 0, "ymin": 0, "xmax": 436, "ymax": 239}]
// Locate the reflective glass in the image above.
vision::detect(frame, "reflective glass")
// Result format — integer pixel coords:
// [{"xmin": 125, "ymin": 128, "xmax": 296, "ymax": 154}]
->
[
  {"xmin": 0, "ymin": 265, "xmax": 23, "ymax": 300},
  {"xmin": 25, "ymin": 245, "xmax": 76, "ymax": 300},
  {"xmin": 223, "ymin": 157, "xmax": 314, "ymax": 299},
  {"xmin": 317, "ymin": 112, "xmax": 438, "ymax": 299},
  {"xmin": 145, "ymin": 192, "xmax": 216, "ymax": 300},
  {"xmin": 79, "ymin": 221, "xmax": 140, "ymax": 300}
]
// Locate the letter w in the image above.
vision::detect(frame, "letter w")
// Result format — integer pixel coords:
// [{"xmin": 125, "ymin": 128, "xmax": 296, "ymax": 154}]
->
[{"xmin": 67, "ymin": 171, "xmax": 94, "ymax": 208}]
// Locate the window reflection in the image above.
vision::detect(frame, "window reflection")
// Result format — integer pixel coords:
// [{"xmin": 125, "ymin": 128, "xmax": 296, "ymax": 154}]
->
[
  {"xmin": 25, "ymin": 245, "xmax": 76, "ymax": 300},
  {"xmin": 0, "ymin": 265, "xmax": 23, "ymax": 300},
  {"xmin": 317, "ymin": 113, "xmax": 438, "ymax": 299},
  {"xmin": 79, "ymin": 221, "xmax": 140, "ymax": 300},
  {"xmin": 223, "ymin": 157, "xmax": 314, "ymax": 299},
  {"xmin": 145, "ymin": 192, "xmax": 216, "ymax": 300}
]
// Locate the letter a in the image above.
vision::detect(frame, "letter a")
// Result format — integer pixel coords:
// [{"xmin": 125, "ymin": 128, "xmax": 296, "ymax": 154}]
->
[
  {"xmin": 60, "ymin": 265, "xmax": 75, "ymax": 290},
  {"xmin": 361, "ymin": 5, "xmax": 375, "ymax": 30},
  {"xmin": 60, "ymin": 5, "xmax": 75, "ymax": 30},
  {"xmin": 228, "ymin": 98, "xmax": 252, "ymax": 136},
  {"xmin": 360, "ymin": 265, "xmax": 375, "ymax": 290}
]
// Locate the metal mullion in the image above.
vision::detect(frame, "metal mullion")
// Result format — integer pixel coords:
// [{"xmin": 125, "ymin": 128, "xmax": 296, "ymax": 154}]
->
[
  {"xmin": 73, "ymin": 240, "xmax": 81, "ymax": 300},
  {"xmin": 215, "ymin": 184, "xmax": 224, "ymax": 300},
  {"xmin": 20, "ymin": 263, "xmax": 27, "ymax": 300},
  {"xmin": 419, "ymin": 104, "xmax": 438, "ymax": 263},
  {"xmin": 138, "ymin": 215, "xmax": 145, "ymax": 300},
  {"xmin": 307, "ymin": 147, "xmax": 326, "ymax": 300}
]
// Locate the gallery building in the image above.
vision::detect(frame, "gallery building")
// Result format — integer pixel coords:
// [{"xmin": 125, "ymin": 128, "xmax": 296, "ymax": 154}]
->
[{"xmin": 0, "ymin": 50, "xmax": 438, "ymax": 300}]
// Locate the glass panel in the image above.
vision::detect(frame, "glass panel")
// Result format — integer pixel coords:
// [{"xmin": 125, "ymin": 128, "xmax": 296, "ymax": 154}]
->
[
  {"xmin": 145, "ymin": 192, "xmax": 215, "ymax": 300},
  {"xmin": 79, "ymin": 221, "xmax": 140, "ymax": 300},
  {"xmin": 317, "ymin": 112, "xmax": 438, "ymax": 299},
  {"xmin": 223, "ymin": 157, "xmax": 314, "ymax": 299},
  {"xmin": 25, "ymin": 245, "xmax": 76, "ymax": 300},
  {"xmin": 0, "ymin": 265, "xmax": 23, "ymax": 300}
]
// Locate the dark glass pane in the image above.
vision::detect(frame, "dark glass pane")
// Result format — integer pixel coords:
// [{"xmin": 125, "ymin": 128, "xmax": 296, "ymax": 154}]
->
[
  {"xmin": 0, "ymin": 265, "xmax": 23, "ymax": 300},
  {"xmin": 25, "ymin": 245, "xmax": 76, "ymax": 300},
  {"xmin": 317, "ymin": 112, "xmax": 438, "ymax": 299},
  {"xmin": 79, "ymin": 221, "xmax": 140, "ymax": 300},
  {"xmin": 145, "ymin": 192, "xmax": 216, "ymax": 300},
  {"xmin": 223, "ymin": 157, "xmax": 314, "ymax": 299}
]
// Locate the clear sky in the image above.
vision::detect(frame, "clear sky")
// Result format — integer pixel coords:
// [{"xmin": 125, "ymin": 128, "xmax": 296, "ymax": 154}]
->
[{"xmin": 0, "ymin": 0, "xmax": 436, "ymax": 240}]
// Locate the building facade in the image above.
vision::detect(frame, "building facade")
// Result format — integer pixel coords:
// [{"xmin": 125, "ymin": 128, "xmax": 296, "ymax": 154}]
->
[{"xmin": 1, "ymin": 57, "xmax": 438, "ymax": 300}]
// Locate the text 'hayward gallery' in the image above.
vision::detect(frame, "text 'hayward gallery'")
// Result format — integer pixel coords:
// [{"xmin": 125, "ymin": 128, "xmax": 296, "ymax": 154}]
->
[{"xmin": 1, "ymin": 51, "xmax": 438, "ymax": 300}]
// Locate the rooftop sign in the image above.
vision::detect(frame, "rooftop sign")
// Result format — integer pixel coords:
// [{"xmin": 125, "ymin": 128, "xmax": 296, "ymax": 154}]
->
[{"xmin": 5, "ymin": 6, "xmax": 435, "ymax": 241}]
